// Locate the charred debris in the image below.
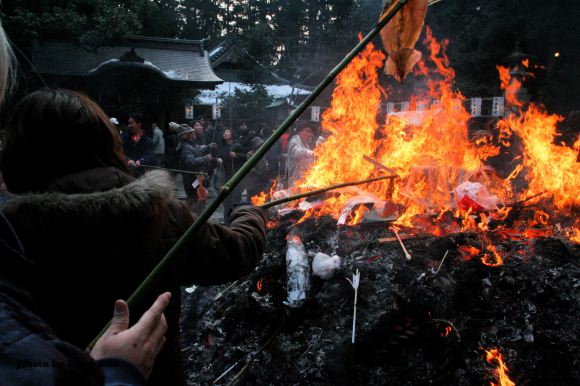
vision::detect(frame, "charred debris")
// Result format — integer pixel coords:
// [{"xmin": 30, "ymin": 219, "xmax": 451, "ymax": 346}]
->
[{"xmin": 182, "ymin": 206, "xmax": 579, "ymax": 385}]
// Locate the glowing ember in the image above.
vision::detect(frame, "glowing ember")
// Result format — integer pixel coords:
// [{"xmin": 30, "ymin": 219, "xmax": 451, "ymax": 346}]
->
[
  {"xmin": 256, "ymin": 279, "xmax": 263, "ymax": 292},
  {"xmin": 441, "ymin": 325, "xmax": 453, "ymax": 338},
  {"xmin": 458, "ymin": 245, "xmax": 480, "ymax": 261},
  {"xmin": 266, "ymin": 219, "xmax": 279, "ymax": 229},
  {"xmin": 484, "ymin": 348, "xmax": 516, "ymax": 386},
  {"xmin": 567, "ymin": 227, "xmax": 580, "ymax": 243},
  {"xmin": 481, "ymin": 243, "xmax": 503, "ymax": 267}
]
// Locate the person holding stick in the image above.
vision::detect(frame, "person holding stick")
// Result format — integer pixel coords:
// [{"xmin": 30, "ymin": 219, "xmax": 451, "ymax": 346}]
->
[
  {"xmin": 288, "ymin": 124, "xmax": 316, "ymax": 186},
  {"xmin": 0, "ymin": 18, "xmax": 171, "ymax": 386},
  {"xmin": 0, "ymin": 88, "xmax": 267, "ymax": 386}
]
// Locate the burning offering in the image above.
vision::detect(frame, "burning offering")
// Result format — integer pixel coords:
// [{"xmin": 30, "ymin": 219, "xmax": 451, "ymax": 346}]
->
[{"xmin": 380, "ymin": 0, "xmax": 429, "ymax": 82}]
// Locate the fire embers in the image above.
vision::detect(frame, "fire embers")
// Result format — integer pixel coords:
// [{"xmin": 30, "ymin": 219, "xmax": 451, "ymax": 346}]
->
[{"xmin": 484, "ymin": 348, "xmax": 516, "ymax": 386}]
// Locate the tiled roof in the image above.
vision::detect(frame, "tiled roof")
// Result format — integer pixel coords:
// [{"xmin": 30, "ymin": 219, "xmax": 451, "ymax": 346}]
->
[{"xmin": 32, "ymin": 36, "xmax": 223, "ymax": 85}]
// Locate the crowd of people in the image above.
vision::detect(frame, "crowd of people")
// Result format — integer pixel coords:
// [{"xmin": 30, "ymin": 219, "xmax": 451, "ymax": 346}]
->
[{"xmin": 109, "ymin": 111, "xmax": 322, "ymax": 222}]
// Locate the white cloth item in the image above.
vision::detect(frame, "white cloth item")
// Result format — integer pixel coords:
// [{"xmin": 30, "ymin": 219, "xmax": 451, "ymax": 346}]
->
[
  {"xmin": 287, "ymin": 134, "xmax": 315, "ymax": 186},
  {"xmin": 312, "ymin": 252, "xmax": 341, "ymax": 279}
]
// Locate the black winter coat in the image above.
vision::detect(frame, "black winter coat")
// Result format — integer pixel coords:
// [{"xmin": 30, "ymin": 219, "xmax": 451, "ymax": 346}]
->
[
  {"xmin": 1, "ymin": 167, "xmax": 267, "ymax": 386},
  {"xmin": 122, "ymin": 134, "xmax": 155, "ymax": 165},
  {"xmin": 217, "ymin": 140, "xmax": 246, "ymax": 177}
]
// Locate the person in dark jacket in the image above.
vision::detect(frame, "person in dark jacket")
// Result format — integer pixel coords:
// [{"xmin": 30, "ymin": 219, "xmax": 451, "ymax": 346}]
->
[
  {"xmin": 122, "ymin": 113, "xmax": 155, "ymax": 176},
  {"xmin": 216, "ymin": 128, "xmax": 248, "ymax": 223},
  {"xmin": 0, "ymin": 88, "xmax": 267, "ymax": 386},
  {"xmin": 235, "ymin": 120, "xmax": 253, "ymax": 151},
  {"xmin": 164, "ymin": 123, "xmax": 179, "ymax": 169},
  {"xmin": 176, "ymin": 124, "xmax": 216, "ymax": 214},
  {"xmin": 0, "ymin": 19, "xmax": 170, "ymax": 385},
  {"xmin": 243, "ymin": 136, "xmax": 271, "ymax": 200}
]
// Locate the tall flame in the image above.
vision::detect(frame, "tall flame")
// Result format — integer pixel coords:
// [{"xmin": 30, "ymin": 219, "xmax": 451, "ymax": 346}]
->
[
  {"xmin": 298, "ymin": 28, "xmax": 488, "ymax": 226},
  {"xmin": 298, "ymin": 36, "xmax": 385, "ymax": 221},
  {"xmin": 496, "ymin": 79, "xmax": 579, "ymax": 210}
]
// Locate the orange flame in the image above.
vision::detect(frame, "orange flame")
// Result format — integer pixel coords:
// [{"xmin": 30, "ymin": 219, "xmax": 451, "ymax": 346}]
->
[
  {"xmin": 296, "ymin": 27, "xmax": 488, "ymax": 228},
  {"xmin": 297, "ymin": 39, "xmax": 385, "ymax": 221},
  {"xmin": 497, "ymin": 69, "xmax": 579, "ymax": 212},
  {"xmin": 346, "ymin": 205, "xmax": 370, "ymax": 226},
  {"xmin": 497, "ymin": 65, "xmax": 523, "ymax": 108},
  {"xmin": 484, "ymin": 348, "xmax": 516, "ymax": 386},
  {"xmin": 251, "ymin": 191, "xmax": 268, "ymax": 206},
  {"xmin": 251, "ymin": 179, "xmax": 278, "ymax": 206},
  {"xmin": 566, "ymin": 226, "xmax": 580, "ymax": 243}
]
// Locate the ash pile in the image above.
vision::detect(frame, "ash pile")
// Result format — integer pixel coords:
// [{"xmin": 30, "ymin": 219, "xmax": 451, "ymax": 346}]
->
[{"xmin": 181, "ymin": 209, "xmax": 580, "ymax": 385}]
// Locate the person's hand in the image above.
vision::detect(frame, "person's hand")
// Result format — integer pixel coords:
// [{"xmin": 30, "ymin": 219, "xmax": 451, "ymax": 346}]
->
[
  {"xmin": 209, "ymin": 143, "xmax": 217, "ymax": 149},
  {"xmin": 90, "ymin": 292, "xmax": 171, "ymax": 378},
  {"xmin": 206, "ymin": 154, "xmax": 212, "ymax": 161},
  {"xmin": 127, "ymin": 160, "xmax": 136, "ymax": 167},
  {"xmin": 135, "ymin": 160, "xmax": 141, "ymax": 167},
  {"xmin": 229, "ymin": 152, "xmax": 236, "ymax": 159}
]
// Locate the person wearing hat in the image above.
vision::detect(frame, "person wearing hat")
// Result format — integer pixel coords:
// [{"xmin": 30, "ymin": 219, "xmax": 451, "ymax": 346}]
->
[
  {"xmin": 175, "ymin": 124, "xmax": 217, "ymax": 214},
  {"xmin": 110, "ymin": 116, "xmax": 124, "ymax": 137}
]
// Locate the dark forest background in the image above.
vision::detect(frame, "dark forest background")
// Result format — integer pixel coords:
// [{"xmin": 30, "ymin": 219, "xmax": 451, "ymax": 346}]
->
[{"xmin": 1, "ymin": 0, "xmax": 580, "ymax": 114}]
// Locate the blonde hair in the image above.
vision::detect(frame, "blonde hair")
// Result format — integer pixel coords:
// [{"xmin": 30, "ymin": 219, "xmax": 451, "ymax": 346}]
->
[{"xmin": 0, "ymin": 19, "xmax": 15, "ymax": 105}]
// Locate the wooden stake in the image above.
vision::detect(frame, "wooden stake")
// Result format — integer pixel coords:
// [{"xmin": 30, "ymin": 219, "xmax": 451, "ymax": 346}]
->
[
  {"xmin": 392, "ymin": 227, "xmax": 412, "ymax": 260},
  {"xmin": 346, "ymin": 269, "xmax": 361, "ymax": 344},
  {"xmin": 434, "ymin": 250, "xmax": 449, "ymax": 274}
]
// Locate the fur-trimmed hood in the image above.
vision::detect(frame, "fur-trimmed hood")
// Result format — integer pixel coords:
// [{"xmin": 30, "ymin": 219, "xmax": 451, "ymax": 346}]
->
[{"xmin": 2, "ymin": 168, "xmax": 174, "ymax": 226}]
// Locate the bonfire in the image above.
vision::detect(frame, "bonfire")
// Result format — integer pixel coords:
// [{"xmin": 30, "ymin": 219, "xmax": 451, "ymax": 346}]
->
[{"xmin": 182, "ymin": 27, "xmax": 579, "ymax": 386}]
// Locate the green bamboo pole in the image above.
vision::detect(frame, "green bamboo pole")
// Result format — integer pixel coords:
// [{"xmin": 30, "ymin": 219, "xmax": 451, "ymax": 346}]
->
[
  {"xmin": 260, "ymin": 175, "xmax": 399, "ymax": 209},
  {"xmin": 87, "ymin": 0, "xmax": 409, "ymax": 351}
]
